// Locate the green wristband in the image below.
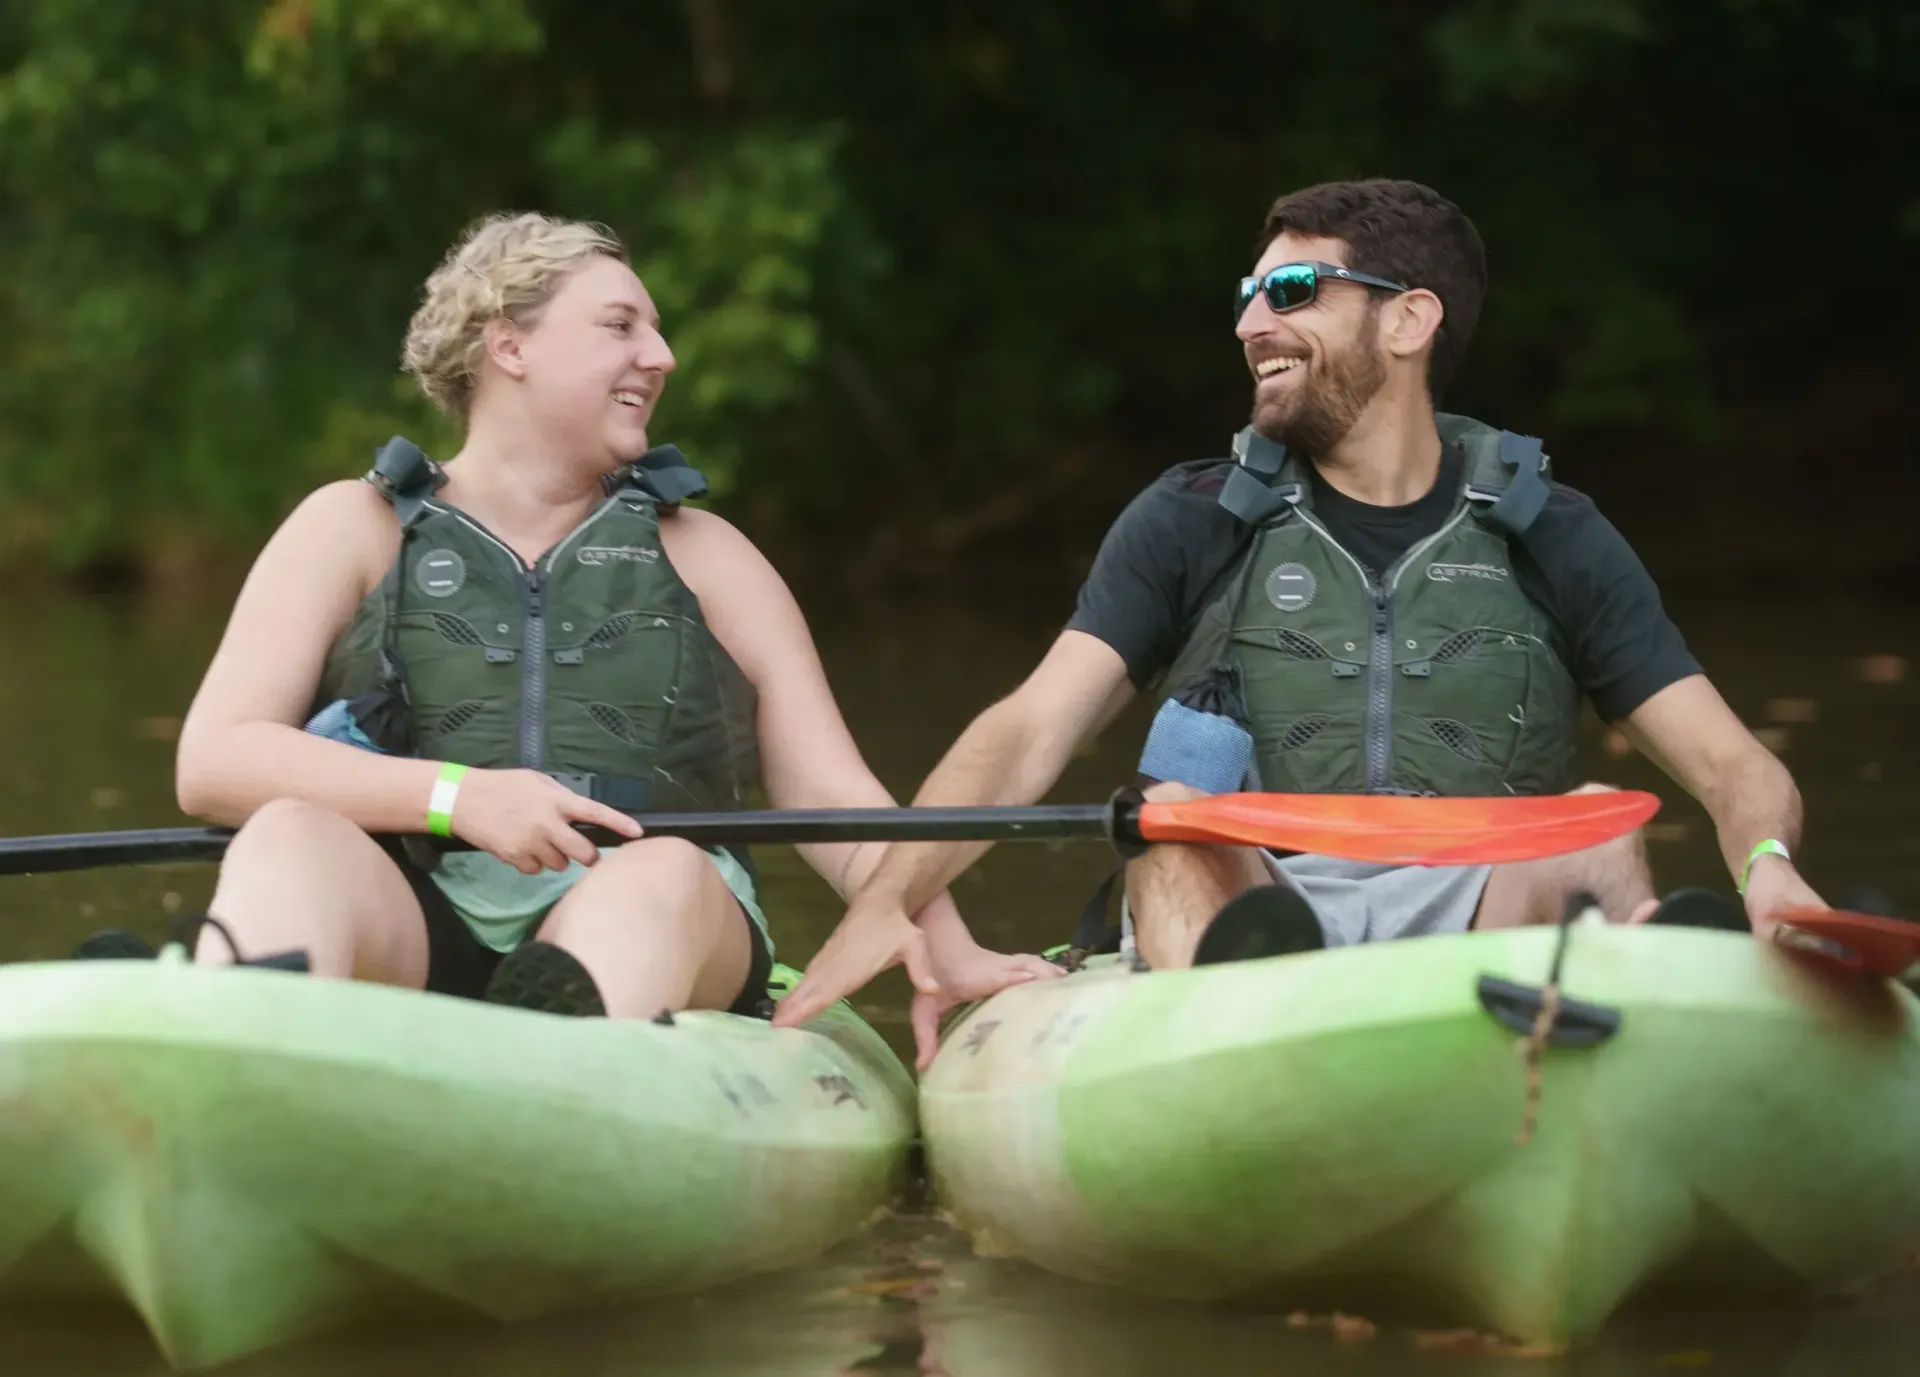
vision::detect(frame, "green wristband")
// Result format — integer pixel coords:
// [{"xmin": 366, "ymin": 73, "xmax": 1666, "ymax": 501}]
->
[
  {"xmin": 1738, "ymin": 837, "xmax": 1790, "ymax": 894},
  {"xmin": 427, "ymin": 762, "xmax": 469, "ymax": 838}
]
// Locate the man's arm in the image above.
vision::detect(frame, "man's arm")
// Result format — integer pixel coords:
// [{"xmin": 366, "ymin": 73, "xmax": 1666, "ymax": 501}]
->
[
  {"xmin": 1516, "ymin": 487, "xmax": 1820, "ymax": 928},
  {"xmin": 868, "ymin": 630, "xmax": 1136, "ymax": 911},
  {"xmin": 773, "ymin": 460, "xmax": 1217, "ymax": 1031},
  {"xmin": 771, "ymin": 630, "xmax": 1136, "ymax": 1028},
  {"xmin": 1620, "ymin": 674, "xmax": 1824, "ymax": 929}
]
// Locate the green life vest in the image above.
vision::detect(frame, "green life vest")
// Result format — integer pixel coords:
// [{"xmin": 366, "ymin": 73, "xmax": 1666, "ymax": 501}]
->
[
  {"xmin": 313, "ymin": 437, "xmax": 761, "ymax": 817},
  {"xmin": 1157, "ymin": 413, "xmax": 1582, "ymax": 798}
]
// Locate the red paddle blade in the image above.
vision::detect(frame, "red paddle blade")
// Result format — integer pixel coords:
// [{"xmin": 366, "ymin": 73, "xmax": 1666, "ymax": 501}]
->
[
  {"xmin": 1135, "ymin": 789, "xmax": 1662, "ymax": 865},
  {"xmin": 1772, "ymin": 908, "xmax": 1920, "ymax": 981}
]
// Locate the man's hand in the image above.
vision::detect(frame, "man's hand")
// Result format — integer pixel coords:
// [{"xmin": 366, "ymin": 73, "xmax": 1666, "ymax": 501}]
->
[
  {"xmin": 772, "ymin": 895, "xmax": 1063, "ymax": 1068},
  {"xmin": 769, "ymin": 633, "xmax": 1133, "ymax": 1043},
  {"xmin": 908, "ymin": 932, "xmax": 1062, "ymax": 1071},
  {"xmin": 1618, "ymin": 679, "xmax": 1824, "ymax": 942},
  {"xmin": 1741, "ymin": 854, "xmax": 1827, "ymax": 939},
  {"xmin": 772, "ymin": 897, "xmax": 940, "ymax": 1033}
]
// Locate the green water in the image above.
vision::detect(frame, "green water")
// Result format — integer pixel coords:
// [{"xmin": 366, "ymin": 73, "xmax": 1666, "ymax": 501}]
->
[{"xmin": 3, "ymin": 589, "xmax": 1918, "ymax": 1374}]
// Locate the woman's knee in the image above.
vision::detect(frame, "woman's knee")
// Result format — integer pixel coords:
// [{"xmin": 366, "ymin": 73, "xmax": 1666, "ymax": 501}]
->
[
  {"xmin": 589, "ymin": 836, "xmax": 717, "ymax": 893},
  {"xmin": 216, "ymin": 797, "xmax": 388, "ymax": 895},
  {"xmin": 538, "ymin": 838, "xmax": 748, "ymax": 1012},
  {"xmin": 207, "ymin": 798, "xmax": 427, "ymax": 981},
  {"xmin": 225, "ymin": 797, "xmax": 363, "ymax": 861},
  {"xmin": 545, "ymin": 837, "xmax": 729, "ymax": 935}
]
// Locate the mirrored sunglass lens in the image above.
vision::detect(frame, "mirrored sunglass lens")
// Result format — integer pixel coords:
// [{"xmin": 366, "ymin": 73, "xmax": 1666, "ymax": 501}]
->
[
  {"xmin": 1236, "ymin": 279, "xmax": 1259, "ymax": 317},
  {"xmin": 1263, "ymin": 265, "xmax": 1318, "ymax": 312}
]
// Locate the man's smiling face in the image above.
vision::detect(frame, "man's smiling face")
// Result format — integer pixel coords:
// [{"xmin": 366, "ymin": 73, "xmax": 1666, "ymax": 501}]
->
[{"xmin": 1236, "ymin": 232, "xmax": 1392, "ymax": 457}]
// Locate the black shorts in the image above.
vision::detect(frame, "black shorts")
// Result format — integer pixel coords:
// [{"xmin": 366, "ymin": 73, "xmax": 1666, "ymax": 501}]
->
[{"xmin": 378, "ymin": 840, "xmax": 775, "ymax": 1018}]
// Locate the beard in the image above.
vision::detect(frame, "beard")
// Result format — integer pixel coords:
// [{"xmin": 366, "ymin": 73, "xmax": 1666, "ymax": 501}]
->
[{"xmin": 1250, "ymin": 324, "xmax": 1388, "ymax": 458}]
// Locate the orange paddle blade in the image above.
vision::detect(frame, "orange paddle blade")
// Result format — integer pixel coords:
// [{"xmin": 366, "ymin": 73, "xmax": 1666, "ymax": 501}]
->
[
  {"xmin": 1135, "ymin": 790, "xmax": 1662, "ymax": 865},
  {"xmin": 1772, "ymin": 908, "xmax": 1920, "ymax": 980}
]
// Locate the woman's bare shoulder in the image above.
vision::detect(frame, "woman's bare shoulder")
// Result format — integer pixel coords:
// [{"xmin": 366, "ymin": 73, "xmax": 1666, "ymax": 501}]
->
[
  {"xmin": 251, "ymin": 478, "xmax": 401, "ymax": 597},
  {"xmin": 656, "ymin": 504, "xmax": 771, "ymax": 576},
  {"xmin": 289, "ymin": 477, "xmax": 398, "ymax": 532}
]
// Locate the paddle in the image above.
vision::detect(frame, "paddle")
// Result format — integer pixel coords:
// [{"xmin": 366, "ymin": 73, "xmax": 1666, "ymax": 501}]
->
[
  {"xmin": 0, "ymin": 787, "xmax": 1662, "ymax": 879},
  {"xmin": 1771, "ymin": 907, "xmax": 1920, "ymax": 981}
]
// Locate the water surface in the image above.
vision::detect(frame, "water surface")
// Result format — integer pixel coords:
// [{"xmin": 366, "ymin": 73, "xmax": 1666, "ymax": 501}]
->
[{"xmin": 3, "ymin": 590, "xmax": 1917, "ymax": 1373}]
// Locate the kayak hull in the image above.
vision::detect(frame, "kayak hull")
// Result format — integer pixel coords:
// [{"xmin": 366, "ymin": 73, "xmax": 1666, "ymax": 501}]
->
[
  {"xmin": 919, "ymin": 923, "xmax": 1920, "ymax": 1346},
  {"xmin": 0, "ymin": 951, "xmax": 915, "ymax": 1368}
]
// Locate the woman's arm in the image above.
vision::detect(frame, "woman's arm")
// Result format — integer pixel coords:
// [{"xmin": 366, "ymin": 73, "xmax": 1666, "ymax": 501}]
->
[
  {"xmin": 667, "ymin": 509, "xmax": 1059, "ymax": 1064},
  {"xmin": 176, "ymin": 480, "xmax": 645, "ymax": 869},
  {"xmin": 174, "ymin": 480, "xmax": 450, "ymax": 829},
  {"xmin": 662, "ymin": 507, "xmax": 944, "ymax": 895}
]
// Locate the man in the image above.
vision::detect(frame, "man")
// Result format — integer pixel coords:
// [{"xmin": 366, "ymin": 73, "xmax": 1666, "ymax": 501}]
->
[{"xmin": 775, "ymin": 178, "xmax": 1824, "ymax": 1061}]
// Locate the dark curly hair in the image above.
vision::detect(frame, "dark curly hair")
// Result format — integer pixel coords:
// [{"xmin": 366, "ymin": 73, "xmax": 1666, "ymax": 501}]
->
[{"xmin": 1257, "ymin": 179, "xmax": 1487, "ymax": 398}]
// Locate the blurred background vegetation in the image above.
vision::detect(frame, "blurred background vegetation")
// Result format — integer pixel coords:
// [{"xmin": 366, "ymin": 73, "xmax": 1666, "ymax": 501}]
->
[{"xmin": 2, "ymin": 0, "xmax": 1916, "ymax": 603}]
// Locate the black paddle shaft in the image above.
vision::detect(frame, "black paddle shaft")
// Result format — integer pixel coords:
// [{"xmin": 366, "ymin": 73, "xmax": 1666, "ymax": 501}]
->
[{"xmin": 0, "ymin": 797, "xmax": 1152, "ymax": 878}]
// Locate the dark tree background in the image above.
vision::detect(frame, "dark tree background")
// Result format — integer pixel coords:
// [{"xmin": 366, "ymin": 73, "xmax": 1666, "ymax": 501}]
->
[{"xmin": 3, "ymin": 0, "xmax": 1914, "ymax": 604}]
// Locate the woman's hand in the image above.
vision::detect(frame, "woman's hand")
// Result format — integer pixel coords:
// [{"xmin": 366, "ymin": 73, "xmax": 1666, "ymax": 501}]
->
[
  {"xmin": 449, "ymin": 769, "xmax": 644, "ymax": 873},
  {"xmin": 775, "ymin": 894, "xmax": 939, "ymax": 1031},
  {"xmin": 908, "ymin": 933, "xmax": 1063, "ymax": 1071}
]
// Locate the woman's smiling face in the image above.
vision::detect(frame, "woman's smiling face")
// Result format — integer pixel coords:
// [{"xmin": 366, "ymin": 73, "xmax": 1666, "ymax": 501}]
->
[{"xmin": 503, "ymin": 253, "xmax": 677, "ymax": 464}]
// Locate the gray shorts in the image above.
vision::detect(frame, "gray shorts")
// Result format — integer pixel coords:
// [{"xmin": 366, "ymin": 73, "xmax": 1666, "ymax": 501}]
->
[
  {"xmin": 1262, "ymin": 852, "xmax": 1491, "ymax": 947},
  {"xmin": 1117, "ymin": 853, "xmax": 1493, "ymax": 955}
]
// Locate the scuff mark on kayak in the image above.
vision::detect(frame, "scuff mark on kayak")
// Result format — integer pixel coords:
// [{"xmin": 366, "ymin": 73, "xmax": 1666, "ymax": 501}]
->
[
  {"xmin": 711, "ymin": 1070, "xmax": 777, "ymax": 1115},
  {"xmin": 1027, "ymin": 1009, "xmax": 1087, "ymax": 1054},
  {"xmin": 1027, "ymin": 1009, "xmax": 1062, "ymax": 1051},
  {"xmin": 960, "ymin": 1020, "xmax": 1001, "ymax": 1056},
  {"xmin": 813, "ymin": 1072, "xmax": 866, "ymax": 1108}
]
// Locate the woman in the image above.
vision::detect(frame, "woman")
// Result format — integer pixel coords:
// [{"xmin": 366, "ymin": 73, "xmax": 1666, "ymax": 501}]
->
[{"xmin": 146, "ymin": 211, "xmax": 1053, "ymax": 1062}]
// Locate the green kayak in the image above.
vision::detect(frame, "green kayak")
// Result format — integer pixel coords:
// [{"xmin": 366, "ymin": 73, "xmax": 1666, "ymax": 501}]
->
[
  {"xmin": 0, "ymin": 947, "xmax": 916, "ymax": 1369},
  {"xmin": 920, "ymin": 921, "xmax": 1920, "ymax": 1347}
]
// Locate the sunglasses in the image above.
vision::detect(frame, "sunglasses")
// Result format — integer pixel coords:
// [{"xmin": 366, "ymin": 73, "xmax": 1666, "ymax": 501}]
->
[{"xmin": 1236, "ymin": 260, "xmax": 1410, "ymax": 321}]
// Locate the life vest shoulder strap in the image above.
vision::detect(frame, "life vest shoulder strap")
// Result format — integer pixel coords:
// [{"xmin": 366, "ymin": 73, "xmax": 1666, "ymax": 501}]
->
[{"xmin": 364, "ymin": 436, "xmax": 448, "ymax": 529}]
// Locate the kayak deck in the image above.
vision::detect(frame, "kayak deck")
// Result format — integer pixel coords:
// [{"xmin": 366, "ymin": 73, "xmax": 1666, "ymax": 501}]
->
[
  {"xmin": 920, "ymin": 922, "xmax": 1920, "ymax": 1346},
  {"xmin": 0, "ymin": 950, "xmax": 915, "ymax": 1369}
]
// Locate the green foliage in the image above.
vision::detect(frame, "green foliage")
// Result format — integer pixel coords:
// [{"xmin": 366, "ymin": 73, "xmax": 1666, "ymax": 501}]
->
[
  {"xmin": 1429, "ymin": 0, "xmax": 1653, "ymax": 106},
  {"xmin": 0, "ymin": 0, "xmax": 842, "ymax": 567},
  {"xmin": 0, "ymin": 0, "xmax": 1914, "ymax": 575},
  {"xmin": 540, "ymin": 117, "xmax": 849, "ymax": 493}
]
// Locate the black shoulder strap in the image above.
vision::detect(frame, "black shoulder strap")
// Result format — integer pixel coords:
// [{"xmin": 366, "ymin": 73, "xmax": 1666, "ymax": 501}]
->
[
  {"xmin": 364, "ymin": 436, "xmax": 447, "ymax": 529},
  {"xmin": 1217, "ymin": 427, "xmax": 1306, "ymax": 527},
  {"xmin": 359, "ymin": 437, "xmax": 448, "ymax": 715},
  {"xmin": 607, "ymin": 444, "xmax": 710, "ymax": 509},
  {"xmin": 1463, "ymin": 430, "xmax": 1551, "ymax": 536}
]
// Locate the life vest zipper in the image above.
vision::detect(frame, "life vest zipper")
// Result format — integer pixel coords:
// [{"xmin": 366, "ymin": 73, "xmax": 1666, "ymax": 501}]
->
[
  {"xmin": 423, "ymin": 494, "xmax": 624, "ymax": 774},
  {"xmin": 521, "ymin": 569, "xmax": 547, "ymax": 768},
  {"xmin": 1365, "ymin": 581, "xmax": 1392, "ymax": 790},
  {"xmin": 1294, "ymin": 504, "xmax": 1471, "ymax": 793}
]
